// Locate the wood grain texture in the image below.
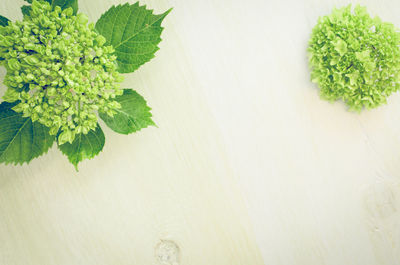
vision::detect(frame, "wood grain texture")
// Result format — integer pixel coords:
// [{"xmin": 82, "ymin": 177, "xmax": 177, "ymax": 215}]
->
[
  {"xmin": 0, "ymin": 0, "xmax": 263, "ymax": 264},
  {"xmin": 0, "ymin": 0, "xmax": 400, "ymax": 264},
  {"xmin": 182, "ymin": 0, "xmax": 400, "ymax": 264}
]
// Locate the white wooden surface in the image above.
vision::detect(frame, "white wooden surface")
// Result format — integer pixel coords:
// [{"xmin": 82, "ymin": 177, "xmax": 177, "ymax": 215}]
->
[{"xmin": 0, "ymin": 0, "xmax": 400, "ymax": 264}]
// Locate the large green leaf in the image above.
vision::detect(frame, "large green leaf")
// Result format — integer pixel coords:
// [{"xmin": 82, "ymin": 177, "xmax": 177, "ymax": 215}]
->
[
  {"xmin": 0, "ymin": 102, "xmax": 55, "ymax": 165},
  {"xmin": 99, "ymin": 89, "xmax": 155, "ymax": 134},
  {"xmin": 95, "ymin": 3, "xmax": 171, "ymax": 73},
  {"xmin": 58, "ymin": 124, "xmax": 105, "ymax": 170},
  {"xmin": 0, "ymin": 15, "xmax": 9, "ymax": 26}
]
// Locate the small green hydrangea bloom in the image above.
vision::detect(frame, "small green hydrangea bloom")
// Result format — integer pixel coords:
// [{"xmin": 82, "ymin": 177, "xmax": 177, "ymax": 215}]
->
[
  {"xmin": 0, "ymin": 0, "xmax": 123, "ymax": 144},
  {"xmin": 308, "ymin": 5, "xmax": 400, "ymax": 111}
]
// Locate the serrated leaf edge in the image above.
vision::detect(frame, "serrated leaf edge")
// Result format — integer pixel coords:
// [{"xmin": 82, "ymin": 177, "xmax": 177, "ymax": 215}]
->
[
  {"xmin": 57, "ymin": 125, "xmax": 105, "ymax": 170},
  {"xmin": 0, "ymin": 116, "xmax": 55, "ymax": 166}
]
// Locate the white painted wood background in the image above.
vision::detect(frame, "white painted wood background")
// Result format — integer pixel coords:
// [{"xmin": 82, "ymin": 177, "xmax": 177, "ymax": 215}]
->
[{"xmin": 0, "ymin": 0, "xmax": 399, "ymax": 264}]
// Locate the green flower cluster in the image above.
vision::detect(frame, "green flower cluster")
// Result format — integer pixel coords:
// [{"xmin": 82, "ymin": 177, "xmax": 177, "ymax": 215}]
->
[
  {"xmin": 308, "ymin": 5, "xmax": 400, "ymax": 111},
  {"xmin": 0, "ymin": 0, "xmax": 123, "ymax": 144}
]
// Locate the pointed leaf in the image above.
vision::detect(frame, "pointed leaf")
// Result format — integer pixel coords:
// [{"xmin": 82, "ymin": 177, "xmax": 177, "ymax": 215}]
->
[
  {"xmin": 99, "ymin": 89, "xmax": 155, "ymax": 134},
  {"xmin": 0, "ymin": 102, "xmax": 55, "ymax": 165},
  {"xmin": 58, "ymin": 123, "xmax": 105, "ymax": 170},
  {"xmin": 95, "ymin": 3, "xmax": 171, "ymax": 73}
]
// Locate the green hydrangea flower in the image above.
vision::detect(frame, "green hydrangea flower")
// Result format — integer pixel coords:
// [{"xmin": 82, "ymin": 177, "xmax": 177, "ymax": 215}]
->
[
  {"xmin": 0, "ymin": 0, "xmax": 123, "ymax": 144},
  {"xmin": 0, "ymin": 0, "xmax": 169, "ymax": 169},
  {"xmin": 308, "ymin": 5, "xmax": 400, "ymax": 111}
]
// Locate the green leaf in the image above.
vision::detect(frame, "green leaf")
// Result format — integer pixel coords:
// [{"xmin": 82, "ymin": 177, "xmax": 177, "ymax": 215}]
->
[
  {"xmin": 24, "ymin": 0, "xmax": 33, "ymax": 3},
  {"xmin": 95, "ymin": 3, "xmax": 171, "ymax": 73},
  {"xmin": 0, "ymin": 102, "xmax": 55, "ymax": 165},
  {"xmin": 51, "ymin": 0, "xmax": 78, "ymax": 15},
  {"xmin": 58, "ymin": 124, "xmax": 105, "ymax": 170},
  {"xmin": 21, "ymin": 5, "xmax": 32, "ymax": 18},
  {"xmin": 0, "ymin": 15, "xmax": 10, "ymax": 26},
  {"xmin": 99, "ymin": 89, "xmax": 155, "ymax": 134}
]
